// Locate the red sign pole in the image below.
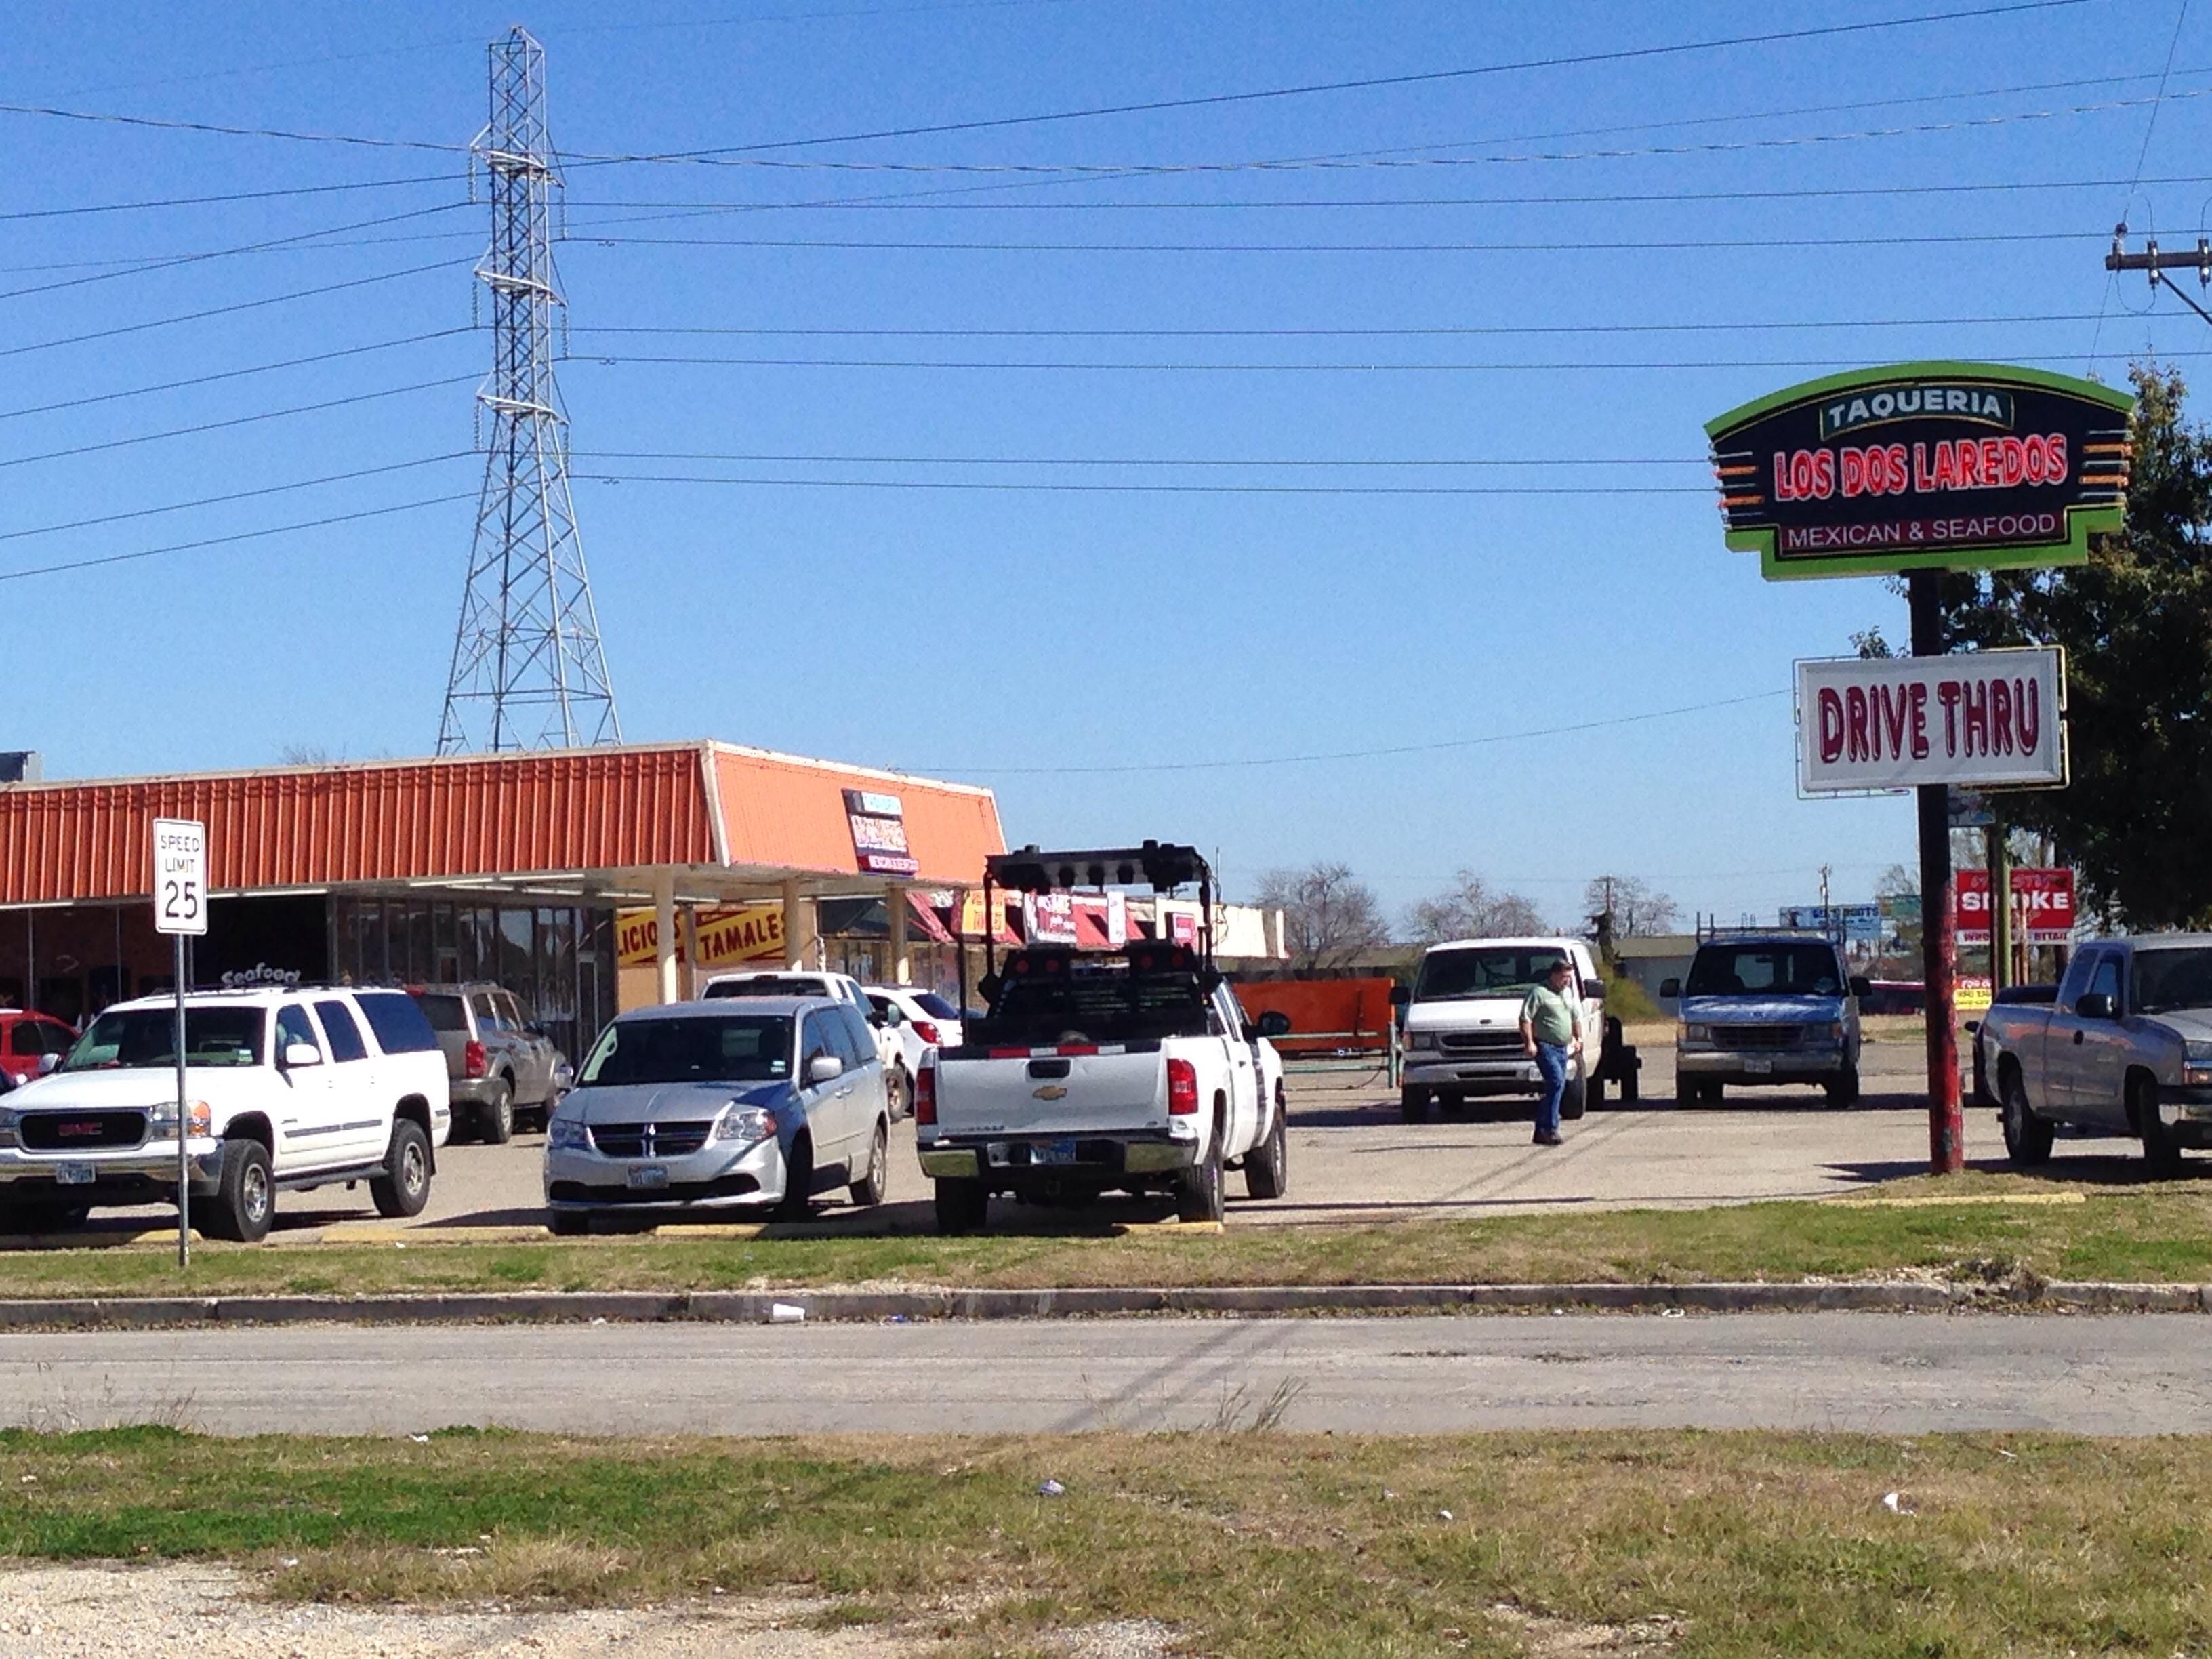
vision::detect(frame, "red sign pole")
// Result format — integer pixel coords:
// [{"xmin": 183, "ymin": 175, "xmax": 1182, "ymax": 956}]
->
[{"xmin": 1910, "ymin": 571, "xmax": 1964, "ymax": 1173}]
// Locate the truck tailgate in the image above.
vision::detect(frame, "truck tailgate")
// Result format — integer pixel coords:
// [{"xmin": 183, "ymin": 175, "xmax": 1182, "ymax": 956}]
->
[{"xmin": 935, "ymin": 1046, "xmax": 1166, "ymax": 1138}]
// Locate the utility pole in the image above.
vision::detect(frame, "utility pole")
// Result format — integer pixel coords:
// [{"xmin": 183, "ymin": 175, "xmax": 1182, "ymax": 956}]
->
[
  {"xmin": 438, "ymin": 26, "xmax": 621, "ymax": 754},
  {"xmin": 1988, "ymin": 810, "xmax": 2013, "ymax": 994},
  {"xmin": 2105, "ymin": 226, "xmax": 2212, "ymax": 325},
  {"xmin": 1910, "ymin": 571, "xmax": 1963, "ymax": 1173}
]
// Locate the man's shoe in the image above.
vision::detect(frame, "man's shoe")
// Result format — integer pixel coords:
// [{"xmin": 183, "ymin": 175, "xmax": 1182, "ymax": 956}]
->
[{"xmin": 1533, "ymin": 1131, "xmax": 1563, "ymax": 1146}]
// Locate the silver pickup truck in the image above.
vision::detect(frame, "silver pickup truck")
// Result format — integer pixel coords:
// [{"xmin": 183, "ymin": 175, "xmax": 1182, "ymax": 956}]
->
[{"xmin": 1978, "ymin": 935, "xmax": 2212, "ymax": 1173}]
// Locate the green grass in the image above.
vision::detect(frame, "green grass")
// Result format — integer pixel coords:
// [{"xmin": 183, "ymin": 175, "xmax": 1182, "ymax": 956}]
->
[
  {"xmin": 1, "ymin": 1427, "xmax": 2209, "ymax": 1656},
  {"xmin": 1, "ymin": 1174, "xmax": 2209, "ymax": 1300}
]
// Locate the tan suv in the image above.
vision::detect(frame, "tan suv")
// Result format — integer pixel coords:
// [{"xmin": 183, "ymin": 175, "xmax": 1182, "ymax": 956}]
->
[{"xmin": 407, "ymin": 984, "xmax": 567, "ymax": 1143}]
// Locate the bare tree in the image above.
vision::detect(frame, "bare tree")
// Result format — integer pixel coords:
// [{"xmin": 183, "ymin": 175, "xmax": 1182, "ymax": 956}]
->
[
  {"xmin": 1253, "ymin": 861, "xmax": 1391, "ymax": 972},
  {"xmin": 1406, "ymin": 871, "xmax": 1547, "ymax": 943},
  {"xmin": 277, "ymin": 744, "xmax": 338, "ymax": 766},
  {"xmin": 1583, "ymin": 874, "xmax": 1681, "ymax": 939}
]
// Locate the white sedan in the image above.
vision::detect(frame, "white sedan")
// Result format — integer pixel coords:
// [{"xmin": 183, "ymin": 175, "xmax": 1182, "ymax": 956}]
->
[{"xmin": 862, "ymin": 987, "xmax": 966, "ymax": 1120}]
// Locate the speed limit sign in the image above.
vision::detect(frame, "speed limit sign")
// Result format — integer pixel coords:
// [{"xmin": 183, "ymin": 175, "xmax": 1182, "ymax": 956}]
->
[{"xmin": 152, "ymin": 817, "xmax": 207, "ymax": 937}]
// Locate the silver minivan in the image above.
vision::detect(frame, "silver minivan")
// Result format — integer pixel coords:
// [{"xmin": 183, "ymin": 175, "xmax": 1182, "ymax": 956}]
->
[{"xmin": 542, "ymin": 996, "xmax": 889, "ymax": 1232}]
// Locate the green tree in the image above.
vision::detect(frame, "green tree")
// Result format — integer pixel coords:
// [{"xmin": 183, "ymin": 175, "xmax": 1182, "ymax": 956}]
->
[{"xmin": 1882, "ymin": 363, "xmax": 2212, "ymax": 927}]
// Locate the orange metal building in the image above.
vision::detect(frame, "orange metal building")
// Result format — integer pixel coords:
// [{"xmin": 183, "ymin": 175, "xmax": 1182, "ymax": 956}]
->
[{"xmin": 0, "ymin": 741, "xmax": 1004, "ymax": 1057}]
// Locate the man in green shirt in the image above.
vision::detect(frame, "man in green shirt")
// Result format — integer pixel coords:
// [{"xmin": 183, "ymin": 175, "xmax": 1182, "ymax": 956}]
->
[{"xmin": 1519, "ymin": 957, "xmax": 1582, "ymax": 1147}]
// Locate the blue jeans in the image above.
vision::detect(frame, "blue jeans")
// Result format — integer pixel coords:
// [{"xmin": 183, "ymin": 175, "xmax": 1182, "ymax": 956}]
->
[{"xmin": 1533, "ymin": 1042, "xmax": 1569, "ymax": 1136}]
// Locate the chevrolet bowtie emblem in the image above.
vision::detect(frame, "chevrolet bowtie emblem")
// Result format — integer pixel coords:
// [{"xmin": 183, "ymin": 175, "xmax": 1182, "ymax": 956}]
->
[{"xmin": 1033, "ymin": 1084, "xmax": 1069, "ymax": 1101}]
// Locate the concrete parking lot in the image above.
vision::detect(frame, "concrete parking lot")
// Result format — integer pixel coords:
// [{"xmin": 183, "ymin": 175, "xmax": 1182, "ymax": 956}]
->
[{"xmin": 28, "ymin": 1031, "xmax": 2165, "ymax": 1248}]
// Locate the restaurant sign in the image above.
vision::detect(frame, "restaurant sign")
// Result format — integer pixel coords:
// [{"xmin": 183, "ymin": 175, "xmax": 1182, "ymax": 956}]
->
[
  {"xmin": 844, "ymin": 788, "xmax": 919, "ymax": 877},
  {"xmin": 1706, "ymin": 363, "xmax": 2131, "ymax": 580},
  {"xmin": 1795, "ymin": 647, "xmax": 2066, "ymax": 795}
]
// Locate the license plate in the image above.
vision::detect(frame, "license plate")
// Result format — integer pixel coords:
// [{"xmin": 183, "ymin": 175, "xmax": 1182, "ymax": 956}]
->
[
  {"xmin": 625, "ymin": 1164, "xmax": 669, "ymax": 1190},
  {"xmin": 1743, "ymin": 1057, "xmax": 1774, "ymax": 1076},
  {"xmin": 1033, "ymin": 1138, "xmax": 1080, "ymax": 1166},
  {"xmin": 54, "ymin": 1162, "xmax": 96, "ymax": 1186}
]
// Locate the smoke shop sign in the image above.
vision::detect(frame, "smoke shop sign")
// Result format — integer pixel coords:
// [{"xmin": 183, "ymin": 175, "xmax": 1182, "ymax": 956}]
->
[{"xmin": 1706, "ymin": 363, "xmax": 2131, "ymax": 579}]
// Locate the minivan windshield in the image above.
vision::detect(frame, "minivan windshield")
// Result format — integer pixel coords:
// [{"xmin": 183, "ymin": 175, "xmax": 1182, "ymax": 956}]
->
[
  {"xmin": 1685, "ymin": 944, "xmax": 1842, "ymax": 998},
  {"xmin": 1414, "ymin": 947, "xmax": 1568, "ymax": 1002},
  {"xmin": 64, "ymin": 1006, "xmax": 265, "ymax": 1070},
  {"xmin": 2132, "ymin": 948, "xmax": 2212, "ymax": 1015},
  {"xmin": 579, "ymin": 1015, "xmax": 792, "ymax": 1086}
]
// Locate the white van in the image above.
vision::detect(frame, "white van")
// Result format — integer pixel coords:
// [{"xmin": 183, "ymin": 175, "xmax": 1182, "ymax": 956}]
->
[{"xmin": 1393, "ymin": 937, "xmax": 1605, "ymax": 1122}]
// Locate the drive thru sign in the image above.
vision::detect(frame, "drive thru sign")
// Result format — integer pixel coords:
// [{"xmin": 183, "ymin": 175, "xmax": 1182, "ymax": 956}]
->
[{"xmin": 151, "ymin": 817, "xmax": 205, "ymax": 1267}]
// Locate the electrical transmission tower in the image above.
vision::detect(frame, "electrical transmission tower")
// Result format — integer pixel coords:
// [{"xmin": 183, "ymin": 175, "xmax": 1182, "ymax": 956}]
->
[{"xmin": 437, "ymin": 26, "xmax": 620, "ymax": 754}]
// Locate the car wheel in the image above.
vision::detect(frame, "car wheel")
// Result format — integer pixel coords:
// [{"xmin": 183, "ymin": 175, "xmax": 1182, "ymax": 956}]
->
[
  {"xmin": 775, "ymin": 1132, "xmax": 815, "ymax": 1222},
  {"xmin": 2135, "ymin": 1076, "xmax": 2186, "ymax": 1175},
  {"xmin": 1561, "ymin": 1072, "xmax": 1588, "ymax": 1121},
  {"xmin": 207, "ymin": 1138, "xmax": 274, "ymax": 1244},
  {"xmin": 1399, "ymin": 1086, "xmax": 1427, "ymax": 1123},
  {"xmin": 849, "ymin": 1118, "xmax": 888, "ymax": 1207},
  {"xmin": 1825, "ymin": 1063, "xmax": 1860, "ymax": 1108},
  {"xmin": 2000, "ymin": 1071, "xmax": 2055, "ymax": 1166},
  {"xmin": 1245, "ymin": 1088, "xmax": 1289, "ymax": 1200},
  {"xmin": 481, "ymin": 1081, "xmax": 515, "ymax": 1146},
  {"xmin": 1177, "ymin": 1133, "xmax": 1226, "ymax": 1225},
  {"xmin": 371, "ymin": 1120, "xmax": 432, "ymax": 1218},
  {"xmin": 546, "ymin": 1210, "xmax": 590, "ymax": 1237},
  {"xmin": 886, "ymin": 1065, "xmax": 912, "ymax": 1122},
  {"xmin": 935, "ymin": 1176, "xmax": 989, "ymax": 1234}
]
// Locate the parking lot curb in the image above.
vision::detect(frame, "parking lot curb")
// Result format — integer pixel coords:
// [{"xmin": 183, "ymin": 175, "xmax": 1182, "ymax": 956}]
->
[{"xmin": 0, "ymin": 1279, "xmax": 2204, "ymax": 1328}]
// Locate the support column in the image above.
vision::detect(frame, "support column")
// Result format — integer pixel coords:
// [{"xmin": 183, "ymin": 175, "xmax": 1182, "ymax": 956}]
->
[
  {"xmin": 781, "ymin": 878, "xmax": 819, "ymax": 970},
  {"xmin": 890, "ymin": 885, "xmax": 911, "ymax": 986},
  {"xmin": 652, "ymin": 870, "xmax": 678, "ymax": 1007},
  {"xmin": 1911, "ymin": 571, "xmax": 1963, "ymax": 1174},
  {"xmin": 678, "ymin": 903, "xmax": 700, "ymax": 1001}
]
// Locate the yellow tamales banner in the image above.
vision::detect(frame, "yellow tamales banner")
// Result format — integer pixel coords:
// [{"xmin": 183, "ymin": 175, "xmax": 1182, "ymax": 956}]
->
[{"xmin": 615, "ymin": 903, "xmax": 786, "ymax": 970}]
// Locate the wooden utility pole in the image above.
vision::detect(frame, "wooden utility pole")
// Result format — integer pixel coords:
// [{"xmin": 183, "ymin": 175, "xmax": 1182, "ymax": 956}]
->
[{"xmin": 1909, "ymin": 572, "xmax": 1963, "ymax": 1174}]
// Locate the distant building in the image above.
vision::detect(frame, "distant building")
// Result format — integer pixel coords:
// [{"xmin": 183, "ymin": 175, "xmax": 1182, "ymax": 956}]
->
[{"xmin": 1610, "ymin": 933, "xmax": 1698, "ymax": 1012}]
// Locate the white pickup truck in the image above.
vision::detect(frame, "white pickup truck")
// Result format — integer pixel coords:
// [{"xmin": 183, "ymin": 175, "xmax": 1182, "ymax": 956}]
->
[
  {"xmin": 914, "ymin": 842, "xmax": 1291, "ymax": 1232},
  {"xmin": 1978, "ymin": 934, "xmax": 2212, "ymax": 1173},
  {"xmin": 0, "ymin": 987, "xmax": 451, "ymax": 1242}
]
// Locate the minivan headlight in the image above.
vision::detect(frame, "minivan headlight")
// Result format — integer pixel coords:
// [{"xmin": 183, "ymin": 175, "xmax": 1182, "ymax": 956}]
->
[
  {"xmin": 714, "ymin": 1105, "xmax": 778, "ymax": 1145},
  {"xmin": 548, "ymin": 1115, "xmax": 590, "ymax": 1151}
]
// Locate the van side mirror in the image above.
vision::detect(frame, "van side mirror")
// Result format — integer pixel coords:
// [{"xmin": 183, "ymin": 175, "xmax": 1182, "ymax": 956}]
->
[
  {"xmin": 1583, "ymin": 977, "xmax": 1605, "ymax": 1000},
  {"xmin": 1388, "ymin": 984, "xmax": 1411, "ymax": 1008},
  {"xmin": 2076, "ymin": 991, "xmax": 2116, "ymax": 1020},
  {"xmin": 806, "ymin": 1054, "xmax": 845, "ymax": 1084},
  {"xmin": 1256, "ymin": 1010, "xmax": 1292, "ymax": 1039},
  {"xmin": 35, "ymin": 1052, "xmax": 60, "ymax": 1077},
  {"xmin": 1660, "ymin": 978, "xmax": 1681, "ymax": 999},
  {"xmin": 1849, "ymin": 975, "xmax": 1872, "ymax": 999}
]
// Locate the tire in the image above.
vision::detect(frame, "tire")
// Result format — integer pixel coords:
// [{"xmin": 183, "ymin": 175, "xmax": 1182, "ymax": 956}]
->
[
  {"xmin": 1399, "ymin": 1086, "xmax": 1427, "ymax": 1123},
  {"xmin": 2000, "ymin": 1070, "xmax": 2054, "ymax": 1166},
  {"xmin": 886, "ymin": 1065, "xmax": 912, "ymax": 1122},
  {"xmin": 1825, "ymin": 1063, "xmax": 1861, "ymax": 1109},
  {"xmin": 775, "ymin": 1132, "xmax": 815, "ymax": 1221},
  {"xmin": 1245, "ymin": 1090, "xmax": 1289, "ymax": 1200},
  {"xmin": 1561, "ymin": 1072, "xmax": 1587, "ymax": 1121},
  {"xmin": 849, "ymin": 1118, "xmax": 889, "ymax": 1207},
  {"xmin": 2136, "ymin": 1077, "xmax": 2185, "ymax": 1176},
  {"xmin": 1177, "ymin": 1132, "xmax": 1226, "ymax": 1224},
  {"xmin": 480, "ymin": 1081, "xmax": 515, "ymax": 1146},
  {"xmin": 546, "ymin": 1210, "xmax": 590, "ymax": 1237},
  {"xmin": 370, "ymin": 1120, "xmax": 432, "ymax": 1218},
  {"xmin": 934, "ymin": 1176, "xmax": 989, "ymax": 1234},
  {"xmin": 206, "ymin": 1138, "xmax": 274, "ymax": 1243},
  {"xmin": 1620, "ymin": 1062, "xmax": 1640, "ymax": 1105}
]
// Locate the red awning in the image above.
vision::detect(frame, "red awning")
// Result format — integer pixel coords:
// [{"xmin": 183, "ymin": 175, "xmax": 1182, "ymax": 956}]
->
[
  {"xmin": 905, "ymin": 890, "xmax": 955, "ymax": 945},
  {"xmin": 1071, "ymin": 897, "xmax": 1112, "ymax": 951}
]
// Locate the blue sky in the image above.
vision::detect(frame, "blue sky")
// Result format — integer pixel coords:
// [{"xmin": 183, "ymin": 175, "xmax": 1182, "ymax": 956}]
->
[{"xmin": 1, "ymin": 0, "xmax": 2204, "ymax": 926}]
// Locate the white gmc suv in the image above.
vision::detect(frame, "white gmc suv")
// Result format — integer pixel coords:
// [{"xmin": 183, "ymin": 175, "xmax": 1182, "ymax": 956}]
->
[{"xmin": 0, "ymin": 987, "xmax": 451, "ymax": 1242}]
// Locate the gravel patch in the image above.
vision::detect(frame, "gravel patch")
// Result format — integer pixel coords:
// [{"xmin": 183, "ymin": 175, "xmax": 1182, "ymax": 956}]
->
[{"xmin": 0, "ymin": 1564, "xmax": 926, "ymax": 1658}]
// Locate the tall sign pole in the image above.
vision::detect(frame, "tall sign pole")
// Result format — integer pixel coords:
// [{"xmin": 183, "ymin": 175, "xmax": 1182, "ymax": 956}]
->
[
  {"xmin": 1708, "ymin": 361, "xmax": 2131, "ymax": 1174},
  {"xmin": 152, "ymin": 818, "xmax": 207, "ymax": 1267}
]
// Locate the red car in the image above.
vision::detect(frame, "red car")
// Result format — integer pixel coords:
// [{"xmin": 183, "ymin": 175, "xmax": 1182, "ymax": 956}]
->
[{"xmin": 0, "ymin": 1010, "xmax": 78, "ymax": 1088}]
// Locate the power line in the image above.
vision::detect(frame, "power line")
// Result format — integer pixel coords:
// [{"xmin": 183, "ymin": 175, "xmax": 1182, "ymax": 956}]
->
[
  {"xmin": 924, "ymin": 690, "xmax": 1791, "ymax": 775},
  {"xmin": 0, "ymin": 329, "xmax": 473, "ymax": 423},
  {"xmin": 630, "ymin": 1, "xmax": 2093, "ymax": 157},
  {"xmin": 0, "ymin": 453, "xmax": 475, "ymax": 543},
  {"xmin": 0, "ymin": 257, "xmax": 463, "ymax": 361},
  {"xmin": 569, "ymin": 311, "xmax": 2129, "ymax": 340},
  {"xmin": 0, "ymin": 99, "xmax": 468, "ymax": 156},
  {"xmin": 571, "ymin": 348, "xmax": 2159, "ymax": 373},
  {"xmin": 573, "ymin": 469, "xmax": 1710, "ymax": 495},
  {"xmin": 569, "ymin": 228, "xmax": 2109, "ymax": 253},
  {"xmin": 0, "ymin": 201, "xmax": 466, "ymax": 300},
  {"xmin": 2089, "ymin": 0, "xmax": 2194, "ymax": 371},
  {"xmin": 0, "ymin": 375, "xmax": 476, "ymax": 472},
  {"xmin": 0, "ymin": 493, "xmax": 476, "ymax": 586},
  {"xmin": 572, "ymin": 447, "xmax": 1705, "ymax": 467},
  {"xmin": 0, "ymin": 173, "xmax": 459, "ymax": 224}
]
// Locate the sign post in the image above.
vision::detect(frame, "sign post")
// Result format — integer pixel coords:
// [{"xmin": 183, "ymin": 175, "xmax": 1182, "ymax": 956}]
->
[
  {"xmin": 152, "ymin": 817, "xmax": 207, "ymax": 1267},
  {"xmin": 1709, "ymin": 361, "xmax": 2131, "ymax": 1174}
]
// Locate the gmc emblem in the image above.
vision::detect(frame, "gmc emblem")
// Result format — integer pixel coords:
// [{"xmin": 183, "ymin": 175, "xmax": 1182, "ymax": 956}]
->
[{"xmin": 55, "ymin": 1121, "xmax": 102, "ymax": 1139}]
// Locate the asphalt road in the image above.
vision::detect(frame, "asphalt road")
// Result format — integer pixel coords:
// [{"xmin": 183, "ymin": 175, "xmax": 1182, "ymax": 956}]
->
[
  {"xmin": 39, "ymin": 1035, "xmax": 2190, "ymax": 1246},
  {"xmin": 7, "ymin": 1313, "xmax": 2209, "ymax": 1435}
]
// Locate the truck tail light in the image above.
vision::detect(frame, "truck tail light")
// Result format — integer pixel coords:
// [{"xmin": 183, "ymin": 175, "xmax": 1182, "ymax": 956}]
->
[
  {"xmin": 914, "ymin": 1019, "xmax": 941, "ymax": 1046},
  {"xmin": 915, "ymin": 1061, "xmax": 937, "ymax": 1127},
  {"xmin": 464, "ymin": 1039, "xmax": 488, "ymax": 1079},
  {"xmin": 1167, "ymin": 1057, "xmax": 1198, "ymax": 1115}
]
